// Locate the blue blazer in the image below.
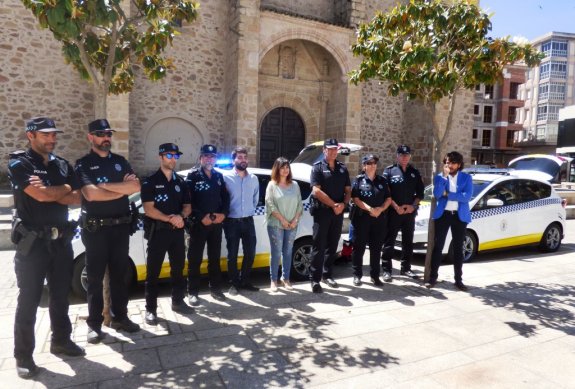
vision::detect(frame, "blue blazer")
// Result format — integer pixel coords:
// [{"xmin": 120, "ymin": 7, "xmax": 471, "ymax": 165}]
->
[{"xmin": 432, "ymin": 172, "xmax": 473, "ymax": 223}]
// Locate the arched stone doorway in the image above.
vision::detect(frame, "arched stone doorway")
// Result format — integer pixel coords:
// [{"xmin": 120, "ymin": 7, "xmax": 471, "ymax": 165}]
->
[{"xmin": 259, "ymin": 107, "xmax": 306, "ymax": 168}]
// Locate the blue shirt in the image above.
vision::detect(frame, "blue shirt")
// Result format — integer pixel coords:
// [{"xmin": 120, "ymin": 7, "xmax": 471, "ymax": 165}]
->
[{"xmin": 224, "ymin": 169, "xmax": 259, "ymax": 218}]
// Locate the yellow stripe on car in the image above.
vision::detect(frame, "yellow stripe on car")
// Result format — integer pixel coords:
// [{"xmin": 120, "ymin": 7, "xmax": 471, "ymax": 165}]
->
[{"xmin": 478, "ymin": 234, "xmax": 543, "ymax": 251}]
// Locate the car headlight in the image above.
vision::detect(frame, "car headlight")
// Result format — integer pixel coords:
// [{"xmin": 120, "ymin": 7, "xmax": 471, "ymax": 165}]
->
[{"xmin": 414, "ymin": 218, "xmax": 429, "ymax": 230}]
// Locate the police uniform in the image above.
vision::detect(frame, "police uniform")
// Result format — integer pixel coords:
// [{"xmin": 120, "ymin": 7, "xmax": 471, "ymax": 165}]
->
[
  {"xmin": 381, "ymin": 155, "xmax": 424, "ymax": 275},
  {"xmin": 186, "ymin": 146, "xmax": 230, "ymax": 298},
  {"xmin": 141, "ymin": 163, "xmax": 190, "ymax": 315},
  {"xmin": 350, "ymin": 170, "xmax": 390, "ymax": 280},
  {"xmin": 8, "ymin": 117, "xmax": 84, "ymax": 377},
  {"xmin": 75, "ymin": 119, "xmax": 136, "ymax": 335},
  {"xmin": 309, "ymin": 140, "xmax": 351, "ymax": 285}
]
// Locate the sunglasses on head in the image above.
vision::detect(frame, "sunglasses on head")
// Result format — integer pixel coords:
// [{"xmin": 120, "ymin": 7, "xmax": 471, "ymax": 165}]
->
[
  {"xmin": 92, "ymin": 131, "xmax": 113, "ymax": 138},
  {"xmin": 364, "ymin": 161, "xmax": 377, "ymax": 166},
  {"xmin": 162, "ymin": 153, "xmax": 180, "ymax": 160}
]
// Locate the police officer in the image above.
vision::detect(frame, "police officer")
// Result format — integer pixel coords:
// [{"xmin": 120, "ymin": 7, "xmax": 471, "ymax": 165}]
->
[
  {"xmin": 141, "ymin": 143, "xmax": 193, "ymax": 325},
  {"xmin": 350, "ymin": 154, "xmax": 392, "ymax": 287},
  {"xmin": 8, "ymin": 117, "xmax": 85, "ymax": 379},
  {"xmin": 309, "ymin": 138, "xmax": 351, "ymax": 293},
  {"xmin": 381, "ymin": 145, "xmax": 425, "ymax": 282},
  {"xmin": 75, "ymin": 119, "xmax": 141, "ymax": 343},
  {"xmin": 185, "ymin": 144, "xmax": 229, "ymax": 304}
]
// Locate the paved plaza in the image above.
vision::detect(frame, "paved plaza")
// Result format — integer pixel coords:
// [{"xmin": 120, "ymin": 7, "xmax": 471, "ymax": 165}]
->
[{"xmin": 0, "ymin": 222, "xmax": 574, "ymax": 388}]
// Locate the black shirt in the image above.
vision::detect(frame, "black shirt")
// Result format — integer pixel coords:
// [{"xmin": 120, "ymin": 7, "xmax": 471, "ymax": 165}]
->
[
  {"xmin": 185, "ymin": 168, "xmax": 230, "ymax": 222},
  {"xmin": 141, "ymin": 169, "xmax": 191, "ymax": 216},
  {"xmin": 310, "ymin": 159, "xmax": 351, "ymax": 203},
  {"xmin": 382, "ymin": 163, "xmax": 424, "ymax": 206},
  {"xmin": 351, "ymin": 173, "xmax": 390, "ymax": 208},
  {"xmin": 75, "ymin": 151, "xmax": 134, "ymax": 218},
  {"xmin": 8, "ymin": 148, "xmax": 79, "ymax": 228}
]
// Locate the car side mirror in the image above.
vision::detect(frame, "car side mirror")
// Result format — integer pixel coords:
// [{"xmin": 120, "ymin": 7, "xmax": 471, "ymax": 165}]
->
[{"xmin": 486, "ymin": 198, "xmax": 504, "ymax": 207}]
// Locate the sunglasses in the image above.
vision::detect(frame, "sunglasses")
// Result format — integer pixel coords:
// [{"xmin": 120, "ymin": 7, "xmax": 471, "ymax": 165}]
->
[
  {"xmin": 364, "ymin": 161, "xmax": 377, "ymax": 166},
  {"xmin": 92, "ymin": 131, "xmax": 113, "ymax": 138},
  {"xmin": 162, "ymin": 153, "xmax": 180, "ymax": 160}
]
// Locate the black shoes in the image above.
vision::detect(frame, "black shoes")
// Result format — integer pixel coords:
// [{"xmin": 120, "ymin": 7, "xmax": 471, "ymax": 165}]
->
[
  {"xmin": 210, "ymin": 289, "xmax": 227, "ymax": 301},
  {"xmin": 322, "ymin": 278, "xmax": 338, "ymax": 288},
  {"xmin": 311, "ymin": 282, "xmax": 323, "ymax": 293},
  {"xmin": 400, "ymin": 270, "xmax": 420, "ymax": 279},
  {"xmin": 382, "ymin": 272, "xmax": 392, "ymax": 282},
  {"xmin": 87, "ymin": 327, "xmax": 106, "ymax": 344},
  {"xmin": 353, "ymin": 276, "xmax": 362, "ymax": 286},
  {"xmin": 240, "ymin": 283, "xmax": 260, "ymax": 292},
  {"xmin": 110, "ymin": 317, "xmax": 141, "ymax": 333},
  {"xmin": 172, "ymin": 301, "xmax": 195, "ymax": 313},
  {"xmin": 371, "ymin": 277, "xmax": 384, "ymax": 286},
  {"xmin": 16, "ymin": 358, "xmax": 39, "ymax": 379},
  {"xmin": 228, "ymin": 285, "xmax": 239, "ymax": 296},
  {"xmin": 50, "ymin": 339, "xmax": 86, "ymax": 357},
  {"xmin": 188, "ymin": 294, "xmax": 200, "ymax": 306},
  {"xmin": 145, "ymin": 311, "xmax": 158, "ymax": 325},
  {"xmin": 455, "ymin": 282, "xmax": 469, "ymax": 292},
  {"xmin": 425, "ymin": 281, "xmax": 436, "ymax": 289}
]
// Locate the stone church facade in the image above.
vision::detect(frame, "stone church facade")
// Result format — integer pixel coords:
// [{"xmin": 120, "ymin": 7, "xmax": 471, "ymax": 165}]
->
[{"xmin": 0, "ymin": 0, "xmax": 473, "ymax": 182}]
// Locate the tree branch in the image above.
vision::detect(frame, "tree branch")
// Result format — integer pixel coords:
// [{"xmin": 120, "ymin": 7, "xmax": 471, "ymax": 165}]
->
[
  {"xmin": 74, "ymin": 37, "xmax": 101, "ymax": 88},
  {"xmin": 103, "ymin": 19, "xmax": 119, "ymax": 93}
]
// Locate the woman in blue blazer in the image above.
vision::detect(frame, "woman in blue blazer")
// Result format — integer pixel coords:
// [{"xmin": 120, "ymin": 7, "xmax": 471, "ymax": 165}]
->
[{"xmin": 429, "ymin": 151, "xmax": 473, "ymax": 291}]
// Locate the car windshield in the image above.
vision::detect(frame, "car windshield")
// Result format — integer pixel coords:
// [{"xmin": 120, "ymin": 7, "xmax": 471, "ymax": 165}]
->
[{"xmin": 291, "ymin": 144, "xmax": 323, "ymax": 165}]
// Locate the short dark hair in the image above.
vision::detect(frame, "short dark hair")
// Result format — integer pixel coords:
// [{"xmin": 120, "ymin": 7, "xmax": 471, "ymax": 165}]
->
[
  {"xmin": 231, "ymin": 147, "xmax": 248, "ymax": 160},
  {"xmin": 270, "ymin": 157, "xmax": 292, "ymax": 184},
  {"xmin": 443, "ymin": 151, "xmax": 465, "ymax": 170}
]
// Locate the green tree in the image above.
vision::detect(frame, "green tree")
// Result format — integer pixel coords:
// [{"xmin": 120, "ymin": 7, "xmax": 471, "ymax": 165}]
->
[
  {"xmin": 21, "ymin": 0, "xmax": 199, "ymax": 117},
  {"xmin": 350, "ymin": 0, "xmax": 542, "ymax": 281}
]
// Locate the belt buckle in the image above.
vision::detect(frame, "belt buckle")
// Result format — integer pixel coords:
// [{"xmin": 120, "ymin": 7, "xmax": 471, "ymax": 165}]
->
[{"xmin": 50, "ymin": 227, "xmax": 59, "ymax": 240}]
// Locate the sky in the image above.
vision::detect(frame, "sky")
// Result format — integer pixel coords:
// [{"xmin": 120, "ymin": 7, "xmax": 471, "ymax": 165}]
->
[{"xmin": 480, "ymin": 0, "xmax": 575, "ymax": 40}]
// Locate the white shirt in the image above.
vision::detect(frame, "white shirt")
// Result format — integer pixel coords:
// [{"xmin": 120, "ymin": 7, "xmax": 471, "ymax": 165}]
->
[{"xmin": 444, "ymin": 172, "xmax": 459, "ymax": 211}]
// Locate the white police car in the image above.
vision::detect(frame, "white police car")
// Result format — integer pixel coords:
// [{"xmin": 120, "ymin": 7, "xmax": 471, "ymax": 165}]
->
[
  {"xmin": 396, "ymin": 172, "xmax": 567, "ymax": 262},
  {"xmin": 70, "ymin": 163, "xmax": 323, "ymax": 297}
]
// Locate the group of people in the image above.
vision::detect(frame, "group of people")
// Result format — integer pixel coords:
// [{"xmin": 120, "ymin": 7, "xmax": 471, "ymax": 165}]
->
[{"xmin": 8, "ymin": 117, "xmax": 472, "ymax": 380}]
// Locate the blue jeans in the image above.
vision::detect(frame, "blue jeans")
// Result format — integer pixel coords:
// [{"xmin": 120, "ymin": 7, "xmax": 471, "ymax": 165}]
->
[
  {"xmin": 224, "ymin": 217, "xmax": 257, "ymax": 286},
  {"xmin": 267, "ymin": 225, "xmax": 297, "ymax": 281}
]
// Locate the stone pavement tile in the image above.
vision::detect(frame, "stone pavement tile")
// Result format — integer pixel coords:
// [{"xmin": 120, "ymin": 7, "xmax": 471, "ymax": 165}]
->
[
  {"xmin": 0, "ymin": 368, "xmax": 48, "ymax": 389},
  {"xmin": 427, "ymin": 311, "xmax": 519, "ymax": 348},
  {"xmin": 219, "ymin": 350, "xmax": 303, "ymax": 389},
  {"xmin": 156, "ymin": 334, "xmax": 258, "ymax": 370},
  {"xmin": 246, "ymin": 322, "xmax": 339, "ymax": 351},
  {"xmin": 279, "ymin": 336, "xmax": 398, "ymax": 386},
  {"xmin": 385, "ymin": 299, "xmax": 466, "ymax": 325},
  {"xmin": 460, "ymin": 334, "xmax": 537, "ymax": 361},
  {"xmin": 327, "ymin": 311, "xmax": 406, "ymax": 338},
  {"xmin": 99, "ymin": 369, "xmax": 224, "ymax": 389},
  {"xmin": 194, "ymin": 324, "xmax": 246, "ymax": 340},
  {"xmin": 428, "ymin": 355, "xmax": 557, "ymax": 388},
  {"xmin": 445, "ymin": 295, "xmax": 494, "ymax": 313},
  {"xmin": 357, "ymin": 323, "xmax": 468, "ymax": 364},
  {"xmin": 122, "ymin": 331, "xmax": 198, "ymax": 352}
]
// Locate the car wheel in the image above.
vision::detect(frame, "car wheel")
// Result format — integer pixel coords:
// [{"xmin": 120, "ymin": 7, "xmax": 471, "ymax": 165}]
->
[
  {"xmin": 539, "ymin": 223, "xmax": 562, "ymax": 252},
  {"xmin": 72, "ymin": 254, "xmax": 136, "ymax": 299},
  {"xmin": 291, "ymin": 238, "xmax": 313, "ymax": 281},
  {"xmin": 448, "ymin": 230, "xmax": 477, "ymax": 263}
]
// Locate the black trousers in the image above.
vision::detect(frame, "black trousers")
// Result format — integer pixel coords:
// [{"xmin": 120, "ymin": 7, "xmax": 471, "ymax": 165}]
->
[
  {"xmin": 14, "ymin": 238, "xmax": 73, "ymax": 360},
  {"xmin": 145, "ymin": 227, "xmax": 186, "ymax": 313},
  {"xmin": 223, "ymin": 217, "xmax": 257, "ymax": 287},
  {"xmin": 381, "ymin": 210, "xmax": 416, "ymax": 273},
  {"xmin": 82, "ymin": 224, "xmax": 130, "ymax": 330},
  {"xmin": 310, "ymin": 208, "xmax": 343, "ymax": 282},
  {"xmin": 430, "ymin": 211, "xmax": 467, "ymax": 283},
  {"xmin": 188, "ymin": 223, "xmax": 223, "ymax": 295},
  {"xmin": 351, "ymin": 213, "xmax": 386, "ymax": 279}
]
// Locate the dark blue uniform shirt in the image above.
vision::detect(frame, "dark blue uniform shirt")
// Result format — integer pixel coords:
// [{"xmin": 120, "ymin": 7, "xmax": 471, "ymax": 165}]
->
[
  {"xmin": 351, "ymin": 173, "xmax": 390, "ymax": 208},
  {"xmin": 8, "ymin": 148, "xmax": 79, "ymax": 227},
  {"xmin": 75, "ymin": 151, "xmax": 134, "ymax": 218},
  {"xmin": 185, "ymin": 168, "xmax": 230, "ymax": 222},
  {"xmin": 382, "ymin": 163, "xmax": 424, "ymax": 206},
  {"xmin": 310, "ymin": 159, "xmax": 351, "ymax": 203},
  {"xmin": 141, "ymin": 169, "xmax": 190, "ymax": 216}
]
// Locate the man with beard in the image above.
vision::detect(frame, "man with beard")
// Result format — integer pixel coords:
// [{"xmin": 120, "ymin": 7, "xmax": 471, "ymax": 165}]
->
[
  {"xmin": 142, "ymin": 143, "xmax": 193, "ymax": 325},
  {"xmin": 8, "ymin": 117, "xmax": 85, "ymax": 379},
  {"xmin": 223, "ymin": 147, "xmax": 260, "ymax": 295},
  {"xmin": 185, "ymin": 144, "xmax": 229, "ymax": 304},
  {"xmin": 75, "ymin": 119, "xmax": 141, "ymax": 343}
]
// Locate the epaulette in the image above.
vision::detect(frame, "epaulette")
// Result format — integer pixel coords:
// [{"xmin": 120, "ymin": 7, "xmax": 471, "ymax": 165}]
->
[
  {"xmin": 355, "ymin": 173, "xmax": 364, "ymax": 180},
  {"xmin": 312, "ymin": 160, "xmax": 322, "ymax": 166},
  {"xmin": 9, "ymin": 150, "xmax": 27, "ymax": 159}
]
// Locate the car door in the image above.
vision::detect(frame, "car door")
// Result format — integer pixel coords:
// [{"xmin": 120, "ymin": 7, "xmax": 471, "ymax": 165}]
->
[
  {"xmin": 470, "ymin": 179, "xmax": 518, "ymax": 251},
  {"xmin": 511, "ymin": 179, "xmax": 553, "ymax": 245}
]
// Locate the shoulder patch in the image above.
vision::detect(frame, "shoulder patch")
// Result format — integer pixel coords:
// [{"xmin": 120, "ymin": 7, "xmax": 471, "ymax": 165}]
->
[{"xmin": 9, "ymin": 150, "xmax": 27, "ymax": 159}]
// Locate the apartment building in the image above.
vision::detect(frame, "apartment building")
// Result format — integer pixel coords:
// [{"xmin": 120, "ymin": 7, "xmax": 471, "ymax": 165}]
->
[
  {"xmin": 516, "ymin": 32, "xmax": 575, "ymax": 154},
  {"xmin": 472, "ymin": 64, "xmax": 526, "ymax": 167}
]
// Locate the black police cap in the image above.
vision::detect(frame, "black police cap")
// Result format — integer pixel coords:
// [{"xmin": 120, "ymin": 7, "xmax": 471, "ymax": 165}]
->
[
  {"xmin": 88, "ymin": 118, "xmax": 115, "ymax": 133},
  {"xmin": 26, "ymin": 117, "xmax": 63, "ymax": 133},
  {"xmin": 200, "ymin": 144, "xmax": 218, "ymax": 155},
  {"xmin": 361, "ymin": 154, "xmax": 379, "ymax": 164},
  {"xmin": 324, "ymin": 138, "xmax": 339, "ymax": 148},
  {"xmin": 396, "ymin": 145, "xmax": 411, "ymax": 154},
  {"xmin": 158, "ymin": 143, "xmax": 183, "ymax": 155}
]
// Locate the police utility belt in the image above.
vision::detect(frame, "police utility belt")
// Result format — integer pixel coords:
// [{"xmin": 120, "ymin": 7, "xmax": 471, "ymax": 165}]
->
[
  {"xmin": 80, "ymin": 214, "xmax": 133, "ymax": 232},
  {"xmin": 11, "ymin": 218, "xmax": 78, "ymax": 256}
]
